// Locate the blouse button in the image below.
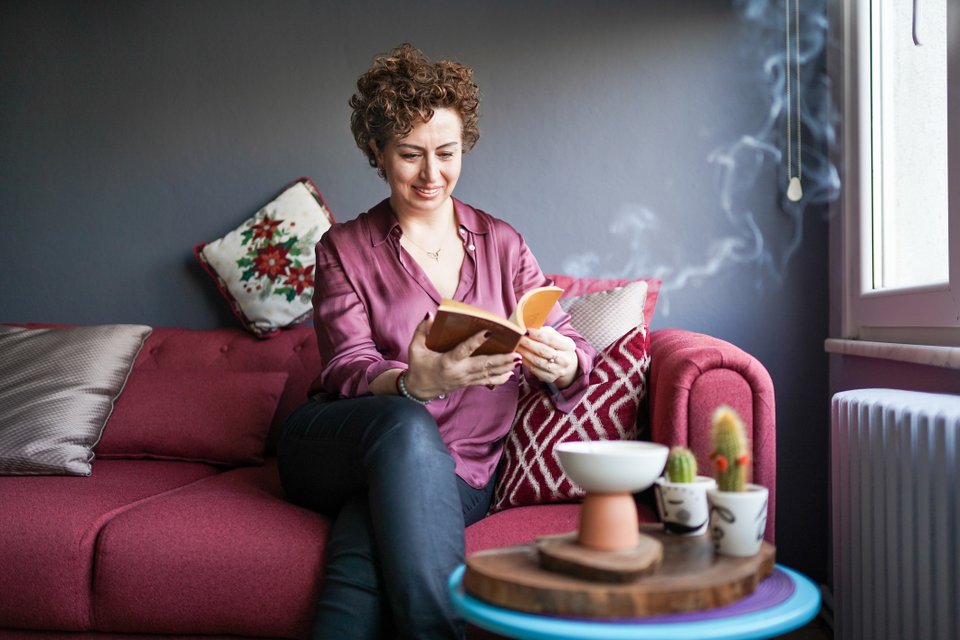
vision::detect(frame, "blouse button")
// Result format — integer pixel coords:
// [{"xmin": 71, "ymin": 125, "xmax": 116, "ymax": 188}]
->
[{"xmin": 468, "ymin": 244, "xmax": 475, "ymax": 251}]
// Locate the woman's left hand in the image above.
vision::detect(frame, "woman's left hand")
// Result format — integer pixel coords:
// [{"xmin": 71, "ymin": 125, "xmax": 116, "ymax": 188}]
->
[{"xmin": 518, "ymin": 326, "xmax": 579, "ymax": 389}]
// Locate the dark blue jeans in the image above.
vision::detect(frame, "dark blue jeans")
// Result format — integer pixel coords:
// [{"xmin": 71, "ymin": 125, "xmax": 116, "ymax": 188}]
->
[{"xmin": 277, "ymin": 396, "xmax": 494, "ymax": 640}]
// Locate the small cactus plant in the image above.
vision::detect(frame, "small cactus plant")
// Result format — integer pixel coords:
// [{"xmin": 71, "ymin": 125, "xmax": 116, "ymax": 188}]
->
[
  {"xmin": 710, "ymin": 405, "xmax": 751, "ymax": 492},
  {"xmin": 666, "ymin": 446, "xmax": 697, "ymax": 483}
]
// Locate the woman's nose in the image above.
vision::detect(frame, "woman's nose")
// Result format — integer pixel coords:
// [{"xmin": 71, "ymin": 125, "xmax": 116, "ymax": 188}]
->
[{"xmin": 420, "ymin": 157, "xmax": 439, "ymax": 182}]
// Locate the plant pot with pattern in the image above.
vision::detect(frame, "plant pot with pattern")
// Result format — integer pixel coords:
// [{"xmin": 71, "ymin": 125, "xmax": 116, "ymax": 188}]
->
[
  {"xmin": 706, "ymin": 406, "xmax": 769, "ymax": 557},
  {"xmin": 655, "ymin": 446, "xmax": 716, "ymax": 536}
]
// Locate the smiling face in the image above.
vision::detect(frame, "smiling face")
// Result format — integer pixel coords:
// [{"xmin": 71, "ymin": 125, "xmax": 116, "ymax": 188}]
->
[{"xmin": 372, "ymin": 107, "xmax": 463, "ymax": 220}]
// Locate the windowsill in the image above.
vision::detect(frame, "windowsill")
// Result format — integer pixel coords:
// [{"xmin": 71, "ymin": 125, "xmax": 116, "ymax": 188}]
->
[{"xmin": 824, "ymin": 339, "xmax": 960, "ymax": 370}]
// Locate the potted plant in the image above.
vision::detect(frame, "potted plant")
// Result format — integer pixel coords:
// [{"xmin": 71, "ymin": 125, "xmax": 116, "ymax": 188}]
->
[
  {"xmin": 654, "ymin": 446, "xmax": 716, "ymax": 535},
  {"xmin": 706, "ymin": 405, "xmax": 769, "ymax": 556}
]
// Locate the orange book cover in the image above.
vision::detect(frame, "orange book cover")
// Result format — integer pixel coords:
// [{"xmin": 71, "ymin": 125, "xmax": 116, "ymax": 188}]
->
[{"xmin": 425, "ymin": 286, "xmax": 563, "ymax": 355}]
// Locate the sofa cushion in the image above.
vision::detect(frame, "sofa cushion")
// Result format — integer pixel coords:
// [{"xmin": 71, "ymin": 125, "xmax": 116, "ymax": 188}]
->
[
  {"xmin": 465, "ymin": 500, "xmax": 659, "ymax": 554},
  {"xmin": 130, "ymin": 327, "xmax": 321, "ymax": 455},
  {"xmin": 0, "ymin": 460, "xmax": 218, "ymax": 631},
  {"xmin": 92, "ymin": 460, "xmax": 329, "ymax": 638},
  {"xmin": 466, "ymin": 504, "xmax": 580, "ymax": 554},
  {"xmin": 98, "ymin": 370, "xmax": 288, "ymax": 466},
  {"xmin": 490, "ymin": 324, "xmax": 651, "ymax": 512},
  {"xmin": 195, "ymin": 178, "xmax": 334, "ymax": 338},
  {"xmin": 0, "ymin": 324, "xmax": 152, "ymax": 476}
]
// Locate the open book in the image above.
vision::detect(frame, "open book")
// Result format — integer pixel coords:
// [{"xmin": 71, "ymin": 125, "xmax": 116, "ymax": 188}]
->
[{"xmin": 425, "ymin": 285, "xmax": 564, "ymax": 355}]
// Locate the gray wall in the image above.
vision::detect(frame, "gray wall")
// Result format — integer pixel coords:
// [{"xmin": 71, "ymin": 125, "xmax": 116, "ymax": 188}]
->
[{"xmin": 0, "ymin": 0, "xmax": 831, "ymax": 582}]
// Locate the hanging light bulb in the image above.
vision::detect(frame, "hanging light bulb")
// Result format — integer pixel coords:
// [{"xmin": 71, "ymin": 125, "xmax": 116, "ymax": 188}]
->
[
  {"xmin": 785, "ymin": 0, "xmax": 803, "ymax": 202},
  {"xmin": 788, "ymin": 177, "xmax": 803, "ymax": 201}
]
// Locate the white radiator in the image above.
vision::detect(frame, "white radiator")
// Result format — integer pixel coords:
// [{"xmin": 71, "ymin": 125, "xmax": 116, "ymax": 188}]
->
[{"xmin": 831, "ymin": 389, "xmax": 960, "ymax": 640}]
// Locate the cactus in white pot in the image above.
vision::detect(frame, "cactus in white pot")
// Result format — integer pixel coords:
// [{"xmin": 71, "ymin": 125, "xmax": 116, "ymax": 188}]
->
[
  {"xmin": 710, "ymin": 407, "xmax": 750, "ymax": 492},
  {"xmin": 665, "ymin": 446, "xmax": 697, "ymax": 483},
  {"xmin": 655, "ymin": 446, "xmax": 715, "ymax": 536},
  {"xmin": 706, "ymin": 405, "xmax": 769, "ymax": 556}
]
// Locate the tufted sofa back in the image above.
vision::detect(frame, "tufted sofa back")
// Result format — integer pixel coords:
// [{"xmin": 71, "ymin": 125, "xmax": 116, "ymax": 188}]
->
[
  {"xmin": 112, "ymin": 274, "xmax": 660, "ymax": 459},
  {"xmin": 132, "ymin": 325, "xmax": 320, "ymax": 454}
]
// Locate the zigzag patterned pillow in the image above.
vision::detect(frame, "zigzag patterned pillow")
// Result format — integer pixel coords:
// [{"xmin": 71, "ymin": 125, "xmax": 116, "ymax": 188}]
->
[{"xmin": 490, "ymin": 324, "xmax": 651, "ymax": 512}]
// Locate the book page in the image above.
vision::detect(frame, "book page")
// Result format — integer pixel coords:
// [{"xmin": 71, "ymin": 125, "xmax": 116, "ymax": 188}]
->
[{"xmin": 511, "ymin": 286, "xmax": 563, "ymax": 331}]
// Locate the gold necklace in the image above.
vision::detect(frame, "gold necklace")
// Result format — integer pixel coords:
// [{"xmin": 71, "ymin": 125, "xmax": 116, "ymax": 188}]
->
[{"xmin": 403, "ymin": 234, "xmax": 445, "ymax": 263}]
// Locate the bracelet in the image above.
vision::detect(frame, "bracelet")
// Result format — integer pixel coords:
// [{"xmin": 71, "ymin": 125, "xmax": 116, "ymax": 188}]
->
[{"xmin": 396, "ymin": 370, "xmax": 434, "ymax": 405}]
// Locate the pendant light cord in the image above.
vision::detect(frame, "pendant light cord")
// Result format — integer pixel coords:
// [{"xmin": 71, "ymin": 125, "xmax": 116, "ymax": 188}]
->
[
  {"xmin": 785, "ymin": 0, "xmax": 803, "ymax": 201},
  {"xmin": 795, "ymin": 0, "xmax": 802, "ymax": 182},
  {"xmin": 786, "ymin": 0, "xmax": 792, "ymax": 182}
]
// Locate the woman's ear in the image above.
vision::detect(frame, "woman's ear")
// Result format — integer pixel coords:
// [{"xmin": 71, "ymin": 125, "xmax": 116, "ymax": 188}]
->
[
  {"xmin": 369, "ymin": 139, "xmax": 383, "ymax": 166},
  {"xmin": 370, "ymin": 139, "xmax": 388, "ymax": 180}
]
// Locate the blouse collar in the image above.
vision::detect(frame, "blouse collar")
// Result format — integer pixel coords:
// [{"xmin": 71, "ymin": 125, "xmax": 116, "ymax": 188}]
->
[{"xmin": 366, "ymin": 197, "xmax": 490, "ymax": 247}]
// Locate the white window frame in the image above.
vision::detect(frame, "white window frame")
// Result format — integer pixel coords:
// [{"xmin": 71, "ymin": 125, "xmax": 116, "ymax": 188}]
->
[{"xmin": 835, "ymin": 0, "xmax": 960, "ymax": 346}]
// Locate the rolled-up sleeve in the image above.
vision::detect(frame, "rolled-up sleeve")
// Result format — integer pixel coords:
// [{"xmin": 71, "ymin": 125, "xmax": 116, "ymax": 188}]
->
[{"xmin": 312, "ymin": 234, "xmax": 403, "ymax": 397}]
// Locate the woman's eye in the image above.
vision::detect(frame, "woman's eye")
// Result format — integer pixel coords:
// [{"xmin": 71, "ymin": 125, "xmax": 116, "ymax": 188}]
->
[
  {"xmin": 401, "ymin": 154, "xmax": 420, "ymax": 160},
  {"xmin": 438, "ymin": 152, "xmax": 455, "ymax": 159}
]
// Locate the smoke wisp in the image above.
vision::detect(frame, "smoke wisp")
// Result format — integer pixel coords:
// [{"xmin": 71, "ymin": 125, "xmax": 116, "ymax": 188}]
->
[{"xmin": 562, "ymin": 0, "xmax": 840, "ymax": 314}]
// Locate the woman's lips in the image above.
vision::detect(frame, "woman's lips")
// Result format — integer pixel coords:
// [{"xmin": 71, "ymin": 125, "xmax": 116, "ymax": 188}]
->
[{"xmin": 413, "ymin": 186, "xmax": 442, "ymax": 197}]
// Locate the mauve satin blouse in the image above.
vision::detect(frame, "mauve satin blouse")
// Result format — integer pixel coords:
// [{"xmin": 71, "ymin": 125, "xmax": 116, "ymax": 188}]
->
[{"xmin": 309, "ymin": 197, "xmax": 595, "ymax": 488}]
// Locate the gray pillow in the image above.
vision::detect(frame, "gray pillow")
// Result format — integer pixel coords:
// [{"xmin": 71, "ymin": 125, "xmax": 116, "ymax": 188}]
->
[
  {"xmin": 0, "ymin": 324, "xmax": 152, "ymax": 475},
  {"xmin": 559, "ymin": 280, "xmax": 648, "ymax": 351}
]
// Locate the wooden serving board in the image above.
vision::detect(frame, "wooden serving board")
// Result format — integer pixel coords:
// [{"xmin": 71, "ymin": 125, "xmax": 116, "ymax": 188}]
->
[
  {"xmin": 536, "ymin": 532, "xmax": 663, "ymax": 583},
  {"xmin": 463, "ymin": 525, "xmax": 775, "ymax": 618}
]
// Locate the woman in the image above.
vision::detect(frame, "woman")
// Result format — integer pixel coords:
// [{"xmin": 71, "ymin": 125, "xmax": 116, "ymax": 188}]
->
[{"xmin": 277, "ymin": 44, "xmax": 595, "ymax": 640}]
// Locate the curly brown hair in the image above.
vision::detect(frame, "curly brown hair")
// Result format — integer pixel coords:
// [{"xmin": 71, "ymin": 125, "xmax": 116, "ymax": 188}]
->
[{"xmin": 350, "ymin": 44, "xmax": 481, "ymax": 170}]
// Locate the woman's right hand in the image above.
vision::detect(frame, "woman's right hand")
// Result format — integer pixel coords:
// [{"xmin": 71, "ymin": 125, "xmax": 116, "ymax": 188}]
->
[{"xmin": 403, "ymin": 313, "xmax": 521, "ymax": 399}]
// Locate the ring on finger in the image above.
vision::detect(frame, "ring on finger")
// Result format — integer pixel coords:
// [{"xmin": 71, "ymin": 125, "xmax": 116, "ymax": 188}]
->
[{"xmin": 548, "ymin": 350, "xmax": 559, "ymax": 364}]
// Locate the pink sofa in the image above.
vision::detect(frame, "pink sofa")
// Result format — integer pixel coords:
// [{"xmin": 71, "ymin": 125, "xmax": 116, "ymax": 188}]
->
[{"xmin": 0, "ymin": 322, "xmax": 775, "ymax": 639}]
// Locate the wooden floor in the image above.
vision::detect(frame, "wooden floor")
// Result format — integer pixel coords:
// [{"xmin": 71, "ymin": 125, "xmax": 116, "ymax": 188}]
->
[
  {"xmin": 469, "ymin": 614, "xmax": 834, "ymax": 640},
  {"xmin": 782, "ymin": 615, "xmax": 832, "ymax": 639}
]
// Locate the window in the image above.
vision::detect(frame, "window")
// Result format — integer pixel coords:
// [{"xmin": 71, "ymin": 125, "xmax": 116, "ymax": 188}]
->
[
  {"xmin": 868, "ymin": 0, "xmax": 949, "ymax": 291},
  {"xmin": 838, "ymin": 0, "xmax": 960, "ymax": 345}
]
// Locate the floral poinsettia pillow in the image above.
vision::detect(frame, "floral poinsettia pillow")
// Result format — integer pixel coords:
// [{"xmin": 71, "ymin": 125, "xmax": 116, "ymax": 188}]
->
[{"xmin": 195, "ymin": 177, "xmax": 334, "ymax": 338}]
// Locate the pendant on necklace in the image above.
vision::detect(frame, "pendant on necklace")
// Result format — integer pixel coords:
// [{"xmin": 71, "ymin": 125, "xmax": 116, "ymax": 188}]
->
[{"xmin": 425, "ymin": 248, "xmax": 441, "ymax": 262}]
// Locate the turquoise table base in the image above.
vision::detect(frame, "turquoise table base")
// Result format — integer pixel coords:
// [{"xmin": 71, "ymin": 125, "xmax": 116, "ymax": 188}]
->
[{"xmin": 448, "ymin": 564, "xmax": 820, "ymax": 640}]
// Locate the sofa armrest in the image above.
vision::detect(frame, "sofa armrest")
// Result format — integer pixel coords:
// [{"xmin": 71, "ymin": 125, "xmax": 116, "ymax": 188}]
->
[{"xmin": 647, "ymin": 328, "xmax": 776, "ymax": 541}]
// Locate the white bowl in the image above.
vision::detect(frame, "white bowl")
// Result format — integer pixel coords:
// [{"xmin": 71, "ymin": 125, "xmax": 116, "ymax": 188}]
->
[{"xmin": 556, "ymin": 440, "xmax": 669, "ymax": 494}]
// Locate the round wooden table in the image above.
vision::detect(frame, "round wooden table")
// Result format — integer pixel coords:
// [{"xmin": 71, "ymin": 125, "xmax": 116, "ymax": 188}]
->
[{"xmin": 448, "ymin": 563, "xmax": 820, "ymax": 640}]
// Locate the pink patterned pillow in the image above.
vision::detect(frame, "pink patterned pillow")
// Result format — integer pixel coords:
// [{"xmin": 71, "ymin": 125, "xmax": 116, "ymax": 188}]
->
[
  {"xmin": 490, "ymin": 324, "xmax": 651, "ymax": 512},
  {"xmin": 560, "ymin": 280, "xmax": 648, "ymax": 351},
  {"xmin": 549, "ymin": 275, "xmax": 661, "ymax": 331}
]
